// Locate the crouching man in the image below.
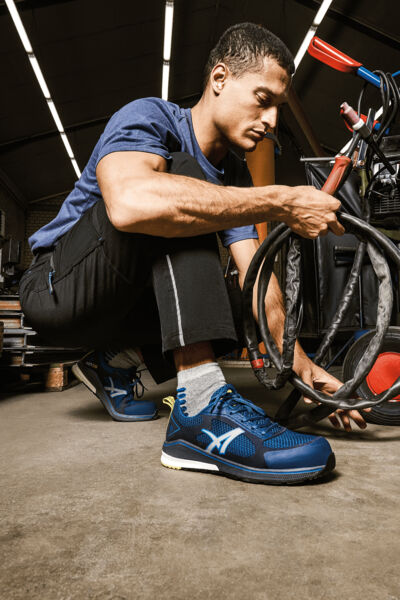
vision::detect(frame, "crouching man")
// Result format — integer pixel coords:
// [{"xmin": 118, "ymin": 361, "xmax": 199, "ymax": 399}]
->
[{"xmin": 20, "ymin": 23, "xmax": 366, "ymax": 485}]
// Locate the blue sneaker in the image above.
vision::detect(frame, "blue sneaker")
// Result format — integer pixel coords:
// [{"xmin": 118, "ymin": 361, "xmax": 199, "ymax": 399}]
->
[
  {"xmin": 161, "ymin": 384, "xmax": 335, "ymax": 484},
  {"xmin": 72, "ymin": 351, "xmax": 157, "ymax": 422}
]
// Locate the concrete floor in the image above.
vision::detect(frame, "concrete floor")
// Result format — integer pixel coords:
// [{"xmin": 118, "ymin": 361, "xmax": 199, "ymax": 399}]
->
[{"xmin": 0, "ymin": 365, "xmax": 399, "ymax": 600}]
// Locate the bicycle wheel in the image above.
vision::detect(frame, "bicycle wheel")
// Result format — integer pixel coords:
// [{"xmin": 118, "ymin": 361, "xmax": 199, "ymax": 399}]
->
[{"xmin": 343, "ymin": 327, "xmax": 400, "ymax": 425}]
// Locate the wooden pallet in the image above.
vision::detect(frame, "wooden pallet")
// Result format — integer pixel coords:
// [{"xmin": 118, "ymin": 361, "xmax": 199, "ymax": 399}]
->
[
  {"xmin": 45, "ymin": 363, "xmax": 71, "ymax": 392},
  {"xmin": 0, "ymin": 294, "xmax": 85, "ymax": 369}
]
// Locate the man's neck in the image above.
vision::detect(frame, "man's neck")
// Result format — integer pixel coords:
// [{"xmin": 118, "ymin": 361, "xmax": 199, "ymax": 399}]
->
[{"xmin": 190, "ymin": 97, "xmax": 228, "ymax": 167}]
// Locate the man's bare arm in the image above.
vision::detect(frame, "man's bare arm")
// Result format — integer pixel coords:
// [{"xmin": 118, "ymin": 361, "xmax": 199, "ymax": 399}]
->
[{"xmin": 96, "ymin": 151, "xmax": 344, "ymax": 239}]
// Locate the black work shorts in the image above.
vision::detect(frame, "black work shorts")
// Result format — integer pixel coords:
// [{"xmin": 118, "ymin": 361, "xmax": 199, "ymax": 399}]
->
[{"xmin": 20, "ymin": 153, "xmax": 240, "ymax": 367}]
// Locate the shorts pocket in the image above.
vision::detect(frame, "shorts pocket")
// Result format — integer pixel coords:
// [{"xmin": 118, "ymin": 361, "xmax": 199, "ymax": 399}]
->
[
  {"xmin": 19, "ymin": 259, "xmax": 49, "ymax": 296},
  {"xmin": 53, "ymin": 234, "xmax": 104, "ymax": 284}
]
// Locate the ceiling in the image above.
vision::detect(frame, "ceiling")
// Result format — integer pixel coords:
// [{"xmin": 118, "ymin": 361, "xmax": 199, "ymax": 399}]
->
[{"xmin": 1, "ymin": 0, "xmax": 400, "ymax": 207}]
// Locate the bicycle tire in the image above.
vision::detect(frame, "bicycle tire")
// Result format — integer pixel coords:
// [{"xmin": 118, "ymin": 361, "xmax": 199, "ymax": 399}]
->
[{"xmin": 343, "ymin": 327, "xmax": 400, "ymax": 425}]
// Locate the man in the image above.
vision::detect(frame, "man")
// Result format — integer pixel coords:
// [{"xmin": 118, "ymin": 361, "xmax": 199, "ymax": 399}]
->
[{"xmin": 20, "ymin": 23, "xmax": 367, "ymax": 485}]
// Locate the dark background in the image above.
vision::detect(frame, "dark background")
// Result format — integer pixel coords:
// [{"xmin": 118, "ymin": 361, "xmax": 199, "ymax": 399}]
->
[{"xmin": 1, "ymin": 0, "xmax": 399, "ymax": 265}]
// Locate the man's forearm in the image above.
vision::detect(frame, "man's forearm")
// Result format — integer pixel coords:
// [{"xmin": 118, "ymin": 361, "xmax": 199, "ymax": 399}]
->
[
  {"xmin": 98, "ymin": 151, "xmax": 344, "ymax": 240},
  {"xmin": 108, "ymin": 171, "xmax": 290, "ymax": 237}
]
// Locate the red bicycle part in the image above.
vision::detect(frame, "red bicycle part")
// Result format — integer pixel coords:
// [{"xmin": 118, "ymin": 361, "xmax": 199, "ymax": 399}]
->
[
  {"xmin": 308, "ymin": 37, "xmax": 362, "ymax": 73},
  {"xmin": 342, "ymin": 113, "xmax": 380, "ymax": 133},
  {"xmin": 321, "ymin": 155, "xmax": 352, "ymax": 195},
  {"xmin": 366, "ymin": 352, "xmax": 400, "ymax": 401},
  {"xmin": 340, "ymin": 102, "xmax": 362, "ymax": 128}
]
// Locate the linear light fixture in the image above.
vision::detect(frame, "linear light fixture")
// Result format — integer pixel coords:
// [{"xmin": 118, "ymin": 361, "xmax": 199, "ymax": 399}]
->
[
  {"xmin": 161, "ymin": 0, "xmax": 174, "ymax": 100},
  {"xmin": 294, "ymin": 0, "xmax": 334, "ymax": 70},
  {"xmin": 5, "ymin": 0, "xmax": 81, "ymax": 178}
]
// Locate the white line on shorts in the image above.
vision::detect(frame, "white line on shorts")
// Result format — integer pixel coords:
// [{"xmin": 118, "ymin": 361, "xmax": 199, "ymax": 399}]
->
[{"xmin": 166, "ymin": 254, "xmax": 185, "ymax": 346}]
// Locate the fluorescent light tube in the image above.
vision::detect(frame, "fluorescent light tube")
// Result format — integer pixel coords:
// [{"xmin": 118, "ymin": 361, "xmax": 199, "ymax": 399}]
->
[
  {"xmin": 161, "ymin": 1, "xmax": 174, "ymax": 99},
  {"xmin": 5, "ymin": 0, "xmax": 32, "ymax": 52},
  {"xmin": 162, "ymin": 62, "xmax": 170, "ymax": 100},
  {"xmin": 70, "ymin": 158, "xmax": 81, "ymax": 178},
  {"xmin": 46, "ymin": 99, "xmax": 64, "ymax": 133},
  {"xmin": 294, "ymin": 30, "xmax": 317, "ymax": 70},
  {"xmin": 5, "ymin": 0, "xmax": 81, "ymax": 178},
  {"xmin": 294, "ymin": 0, "xmax": 334, "ymax": 70},
  {"xmin": 314, "ymin": 0, "xmax": 334, "ymax": 26},
  {"xmin": 28, "ymin": 54, "xmax": 51, "ymax": 98},
  {"xmin": 60, "ymin": 132, "xmax": 74, "ymax": 159},
  {"xmin": 163, "ymin": 1, "xmax": 174, "ymax": 61}
]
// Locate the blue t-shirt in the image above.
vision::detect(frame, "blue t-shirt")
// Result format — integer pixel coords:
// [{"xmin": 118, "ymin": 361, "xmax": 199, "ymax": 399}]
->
[{"xmin": 29, "ymin": 97, "xmax": 258, "ymax": 251}]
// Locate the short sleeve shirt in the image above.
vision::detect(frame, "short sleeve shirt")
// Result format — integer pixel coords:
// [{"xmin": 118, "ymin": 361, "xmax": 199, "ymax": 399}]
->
[{"xmin": 29, "ymin": 97, "xmax": 258, "ymax": 251}]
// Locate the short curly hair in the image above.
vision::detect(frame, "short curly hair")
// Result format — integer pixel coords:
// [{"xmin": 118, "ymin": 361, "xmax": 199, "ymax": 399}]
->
[{"xmin": 203, "ymin": 22, "xmax": 294, "ymax": 89}]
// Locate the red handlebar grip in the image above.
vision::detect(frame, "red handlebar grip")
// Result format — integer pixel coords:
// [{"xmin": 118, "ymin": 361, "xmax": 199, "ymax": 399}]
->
[
  {"xmin": 308, "ymin": 37, "xmax": 362, "ymax": 73},
  {"xmin": 321, "ymin": 156, "xmax": 352, "ymax": 196}
]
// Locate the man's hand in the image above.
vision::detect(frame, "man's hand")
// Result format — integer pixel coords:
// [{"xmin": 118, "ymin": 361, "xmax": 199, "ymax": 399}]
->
[
  {"xmin": 279, "ymin": 185, "xmax": 345, "ymax": 239},
  {"xmin": 294, "ymin": 357, "xmax": 368, "ymax": 431}
]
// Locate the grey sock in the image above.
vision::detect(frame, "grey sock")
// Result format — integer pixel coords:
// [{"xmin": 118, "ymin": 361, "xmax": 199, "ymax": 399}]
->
[
  {"xmin": 177, "ymin": 362, "xmax": 226, "ymax": 416},
  {"xmin": 105, "ymin": 348, "xmax": 142, "ymax": 369},
  {"xmin": 104, "ymin": 349, "xmax": 159, "ymax": 390}
]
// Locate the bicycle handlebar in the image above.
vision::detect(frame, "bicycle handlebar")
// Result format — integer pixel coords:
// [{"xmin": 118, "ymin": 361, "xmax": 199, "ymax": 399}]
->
[{"xmin": 308, "ymin": 36, "xmax": 382, "ymax": 88}]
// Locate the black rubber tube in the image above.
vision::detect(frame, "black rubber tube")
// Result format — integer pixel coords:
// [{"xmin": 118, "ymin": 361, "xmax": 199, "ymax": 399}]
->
[
  {"xmin": 243, "ymin": 212, "xmax": 400, "ymax": 413},
  {"xmin": 314, "ymin": 240, "xmax": 367, "ymax": 366},
  {"xmin": 242, "ymin": 223, "xmax": 288, "ymax": 360},
  {"xmin": 275, "ymin": 238, "xmax": 367, "ymax": 426}
]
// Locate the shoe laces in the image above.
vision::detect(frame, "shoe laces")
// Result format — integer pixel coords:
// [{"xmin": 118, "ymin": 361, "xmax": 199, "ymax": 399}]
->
[
  {"xmin": 209, "ymin": 384, "xmax": 282, "ymax": 437},
  {"xmin": 176, "ymin": 388, "xmax": 188, "ymax": 415},
  {"xmin": 176, "ymin": 384, "xmax": 282, "ymax": 437},
  {"xmin": 107, "ymin": 367, "xmax": 146, "ymax": 407},
  {"xmin": 131, "ymin": 369, "xmax": 146, "ymax": 399}
]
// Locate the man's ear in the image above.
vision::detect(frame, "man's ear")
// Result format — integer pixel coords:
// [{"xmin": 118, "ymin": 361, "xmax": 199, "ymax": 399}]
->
[{"xmin": 210, "ymin": 63, "xmax": 228, "ymax": 94}]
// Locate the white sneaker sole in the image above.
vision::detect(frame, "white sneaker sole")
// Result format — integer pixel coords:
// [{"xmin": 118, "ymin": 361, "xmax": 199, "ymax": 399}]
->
[
  {"xmin": 161, "ymin": 451, "xmax": 218, "ymax": 471},
  {"xmin": 72, "ymin": 363, "xmax": 96, "ymax": 393}
]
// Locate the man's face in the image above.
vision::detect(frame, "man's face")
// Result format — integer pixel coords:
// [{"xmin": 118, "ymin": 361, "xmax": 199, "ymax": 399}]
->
[{"xmin": 211, "ymin": 56, "xmax": 290, "ymax": 151}]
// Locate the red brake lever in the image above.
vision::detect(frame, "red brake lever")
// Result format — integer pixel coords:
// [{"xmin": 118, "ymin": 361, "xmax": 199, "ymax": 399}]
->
[{"xmin": 308, "ymin": 37, "xmax": 362, "ymax": 73}]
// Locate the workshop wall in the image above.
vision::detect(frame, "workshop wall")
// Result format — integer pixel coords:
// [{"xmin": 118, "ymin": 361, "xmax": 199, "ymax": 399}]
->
[
  {"xmin": 0, "ymin": 182, "xmax": 25, "ymax": 269},
  {"xmin": 22, "ymin": 200, "xmax": 64, "ymax": 269}
]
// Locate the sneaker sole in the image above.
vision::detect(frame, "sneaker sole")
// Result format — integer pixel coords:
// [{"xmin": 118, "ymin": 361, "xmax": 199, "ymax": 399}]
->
[
  {"xmin": 72, "ymin": 363, "xmax": 158, "ymax": 422},
  {"xmin": 161, "ymin": 443, "xmax": 335, "ymax": 485}
]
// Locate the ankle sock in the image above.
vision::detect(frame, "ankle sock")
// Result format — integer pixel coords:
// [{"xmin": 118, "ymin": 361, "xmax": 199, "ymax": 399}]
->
[
  {"xmin": 176, "ymin": 362, "xmax": 226, "ymax": 416},
  {"xmin": 104, "ymin": 348, "xmax": 142, "ymax": 370},
  {"xmin": 103, "ymin": 348, "xmax": 159, "ymax": 390}
]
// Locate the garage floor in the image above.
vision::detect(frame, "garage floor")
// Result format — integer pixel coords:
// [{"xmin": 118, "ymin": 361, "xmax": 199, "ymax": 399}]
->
[{"xmin": 1, "ymin": 365, "xmax": 399, "ymax": 600}]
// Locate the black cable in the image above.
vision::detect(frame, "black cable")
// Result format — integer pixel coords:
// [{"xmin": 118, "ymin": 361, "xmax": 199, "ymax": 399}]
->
[
  {"xmin": 245, "ymin": 71, "xmax": 400, "ymax": 425},
  {"xmin": 273, "ymin": 176, "xmax": 371, "ymax": 424},
  {"xmin": 242, "ymin": 223, "xmax": 288, "ymax": 362},
  {"xmin": 365, "ymin": 71, "xmax": 387, "ymax": 179},
  {"xmin": 357, "ymin": 82, "xmax": 368, "ymax": 116},
  {"xmin": 314, "ymin": 241, "xmax": 367, "ymax": 367},
  {"xmin": 243, "ymin": 213, "xmax": 400, "ymax": 413},
  {"xmin": 302, "ymin": 187, "xmax": 372, "ymax": 424}
]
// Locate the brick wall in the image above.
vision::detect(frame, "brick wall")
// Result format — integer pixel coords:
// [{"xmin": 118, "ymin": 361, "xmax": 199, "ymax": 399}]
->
[
  {"xmin": 0, "ymin": 179, "xmax": 26, "ymax": 270},
  {"xmin": 22, "ymin": 199, "xmax": 64, "ymax": 269}
]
